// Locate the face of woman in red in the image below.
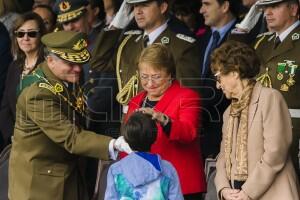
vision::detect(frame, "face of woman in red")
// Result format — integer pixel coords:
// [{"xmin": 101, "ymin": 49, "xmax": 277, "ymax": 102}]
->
[{"xmin": 139, "ymin": 62, "xmax": 172, "ymax": 101}]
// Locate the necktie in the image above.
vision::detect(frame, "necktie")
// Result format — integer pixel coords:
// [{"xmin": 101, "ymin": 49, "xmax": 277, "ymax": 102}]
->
[
  {"xmin": 274, "ymin": 36, "xmax": 281, "ymax": 49},
  {"xmin": 143, "ymin": 35, "xmax": 149, "ymax": 48},
  {"xmin": 202, "ymin": 31, "xmax": 220, "ymax": 76}
]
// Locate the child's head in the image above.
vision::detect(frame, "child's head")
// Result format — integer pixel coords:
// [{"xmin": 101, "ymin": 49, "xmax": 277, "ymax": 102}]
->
[{"xmin": 122, "ymin": 112, "xmax": 158, "ymax": 152}]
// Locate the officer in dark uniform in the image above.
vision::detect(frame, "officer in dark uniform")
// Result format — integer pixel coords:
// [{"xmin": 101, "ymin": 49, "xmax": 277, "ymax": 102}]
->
[
  {"xmin": 8, "ymin": 31, "xmax": 129, "ymax": 200},
  {"xmin": 254, "ymin": 0, "xmax": 300, "ymax": 178},
  {"xmin": 54, "ymin": 0, "xmax": 121, "ymax": 136},
  {"xmin": 55, "ymin": 1, "xmax": 121, "ymax": 195},
  {"xmin": 90, "ymin": 0, "xmax": 201, "ymax": 111}
]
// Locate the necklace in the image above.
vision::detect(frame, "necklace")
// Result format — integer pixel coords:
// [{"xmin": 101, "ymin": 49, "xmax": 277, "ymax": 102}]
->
[
  {"xmin": 22, "ymin": 58, "xmax": 37, "ymax": 78},
  {"xmin": 142, "ymin": 96, "xmax": 148, "ymax": 108}
]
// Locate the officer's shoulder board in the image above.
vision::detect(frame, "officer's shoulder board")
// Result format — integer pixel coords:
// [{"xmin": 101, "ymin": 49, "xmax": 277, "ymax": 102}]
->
[
  {"xmin": 254, "ymin": 32, "xmax": 275, "ymax": 49},
  {"xmin": 256, "ymin": 31, "xmax": 274, "ymax": 38},
  {"xmin": 124, "ymin": 30, "xmax": 143, "ymax": 35},
  {"xmin": 176, "ymin": 33, "xmax": 196, "ymax": 43}
]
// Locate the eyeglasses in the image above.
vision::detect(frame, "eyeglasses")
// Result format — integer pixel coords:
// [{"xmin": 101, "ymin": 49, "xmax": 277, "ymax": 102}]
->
[
  {"xmin": 15, "ymin": 30, "xmax": 39, "ymax": 38},
  {"xmin": 139, "ymin": 74, "xmax": 163, "ymax": 82}
]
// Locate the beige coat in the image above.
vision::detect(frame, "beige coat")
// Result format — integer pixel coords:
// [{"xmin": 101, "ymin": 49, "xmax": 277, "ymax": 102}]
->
[{"xmin": 215, "ymin": 82, "xmax": 300, "ymax": 200}]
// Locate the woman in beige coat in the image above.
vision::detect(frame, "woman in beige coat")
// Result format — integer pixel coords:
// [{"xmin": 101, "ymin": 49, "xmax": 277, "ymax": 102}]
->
[{"xmin": 211, "ymin": 41, "xmax": 300, "ymax": 200}]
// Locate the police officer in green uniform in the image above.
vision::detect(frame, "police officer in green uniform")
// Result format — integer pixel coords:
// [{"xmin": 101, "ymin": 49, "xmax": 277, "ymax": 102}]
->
[
  {"xmin": 8, "ymin": 31, "xmax": 130, "ymax": 200},
  {"xmin": 90, "ymin": 0, "xmax": 201, "ymax": 110},
  {"xmin": 254, "ymin": 0, "xmax": 300, "ymax": 178}
]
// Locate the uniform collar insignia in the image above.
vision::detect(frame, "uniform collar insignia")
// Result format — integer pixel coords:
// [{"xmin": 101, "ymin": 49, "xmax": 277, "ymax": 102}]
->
[
  {"xmin": 59, "ymin": 1, "xmax": 71, "ymax": 12},
  {"xmin": 54, "ymin": 83, "xmax": 64, "ymax": 93},
  {"xmin": 176, "ymin": 34, "xmax": 196, "ymax": 43},
  {"xmin": 73, "ymin": 39, "xmax": 88, "ymax": 51},
  {"xmin": 161, "ymin": 36, "xmax": 169, "ymax": 44},
  {"xmin": 291, "ymin": 33, "xmax": 299, "ymax": 41}
]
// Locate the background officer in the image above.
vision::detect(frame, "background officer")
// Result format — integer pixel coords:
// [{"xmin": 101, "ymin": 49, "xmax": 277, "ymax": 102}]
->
[
  {"xmin": 8, "ymin": 31, "xmax": 130, "ymax": 200},
  {"xmin": 255, "ymin": 0, "xmax": 300, "ymax": 178},
  {"xmin": 91, "ymin": 0, "xmax": 202, "ymax": 111},
  {"xmin": 54, "ymin": 0, "xmax": 121, "ymax": 137}
]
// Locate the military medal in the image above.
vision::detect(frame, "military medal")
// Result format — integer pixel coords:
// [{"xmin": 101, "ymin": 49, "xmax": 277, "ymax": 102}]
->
[
  {"xmin": 286, "ymin": 64, "xmax": 298, "ymax": 86},
  {"xmin": 280, "ymin": 83, "xmax": 289, "ymax": 92},
  {"xmin": 76, "ymin": 96, "xmax": 84, "ymax": 111},
  {"xmin": 276, "ymin": 63, "xmax": 286, "ymax": 80}
]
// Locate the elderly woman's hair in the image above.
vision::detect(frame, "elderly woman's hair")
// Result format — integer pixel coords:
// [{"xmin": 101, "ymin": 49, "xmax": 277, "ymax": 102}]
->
[
  {"xmin": 122, "ymin": 112, "xmax": 157, "ymax": 152},
  {"xmin": 138, "ymin": 43, "xmax": 176, "ymax": 78},
  {"xmin": 210, "ymin": 41, "xmax": 261, "ymax": 79},
  {"xmin": 11, "ymin": 12, "xmax": 46, "ymax": 62}
]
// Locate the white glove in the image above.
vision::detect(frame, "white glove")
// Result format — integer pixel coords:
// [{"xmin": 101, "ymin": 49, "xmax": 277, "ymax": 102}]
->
[
  {"xmin": 109, "ymin": 1, "xmax": 134, "ymax": 29},
  {"xmin": 235, "ymin": 1, "xmax": 262, "ymax": 33},
  {"xmin": 114, "ymin": 136, "xmax": 133, "ymax": 154}
]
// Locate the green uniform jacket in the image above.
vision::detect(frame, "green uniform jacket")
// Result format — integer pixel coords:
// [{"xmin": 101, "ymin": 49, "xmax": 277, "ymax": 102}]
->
[
  {"xmin": 91, "ymin": 27, "xmax": 201, "ymax": 104},
  {"xmin": 8, "ymin": 63, "xmax": 113, "ymax": 200},
  {"xmin": 255, "ymin": 23, "xmax": 300, "ymax": 172}
]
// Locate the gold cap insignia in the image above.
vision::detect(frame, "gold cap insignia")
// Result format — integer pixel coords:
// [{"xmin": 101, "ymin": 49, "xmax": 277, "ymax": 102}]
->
[
  {"xmin": 59, "ymin": 1, "xmax": 71, "ymax": 12},
  {"xmin": 73, "ymin": 39, "xmax": 88, "ymax": 51}
]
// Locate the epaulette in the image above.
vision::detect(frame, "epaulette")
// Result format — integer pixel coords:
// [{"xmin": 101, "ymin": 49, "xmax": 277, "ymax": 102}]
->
[
  {"xmin": 256, "ymin": 32, "xmax": 274, "ymax": 38},
  {"xmin": 124, "ymin": 30, "xmax": 142, "ymax": 35},
  {"xmin": 176, "ymin": 33, "xmax": 196, "ymax": 43},
  {"xmin": 254, "ymin": 32, "xmax": 275, "ymax": 50}
]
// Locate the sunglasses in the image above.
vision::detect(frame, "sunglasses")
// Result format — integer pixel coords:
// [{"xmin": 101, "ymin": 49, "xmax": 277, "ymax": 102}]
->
[{"xmin": 15, "ymin": 30, "xmax": 39, "ymax": 38}]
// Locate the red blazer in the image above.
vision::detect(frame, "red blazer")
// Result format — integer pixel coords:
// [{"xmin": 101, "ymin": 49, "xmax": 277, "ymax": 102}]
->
[{"xmin": 126, "ymin": 81, "xmax": 207, "ymax": 194}]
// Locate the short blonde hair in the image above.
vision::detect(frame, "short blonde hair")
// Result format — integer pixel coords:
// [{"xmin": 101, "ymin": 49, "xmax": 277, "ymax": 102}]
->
[{"xmin": 138, "ymin": 43, "xmax": 176, "ymax": 78}]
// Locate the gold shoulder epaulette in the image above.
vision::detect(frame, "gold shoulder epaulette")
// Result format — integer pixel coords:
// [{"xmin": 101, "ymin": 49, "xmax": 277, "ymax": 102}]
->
[{"xmin": 254, "ymin": 32, "xmax": 274, "ymax": 50}]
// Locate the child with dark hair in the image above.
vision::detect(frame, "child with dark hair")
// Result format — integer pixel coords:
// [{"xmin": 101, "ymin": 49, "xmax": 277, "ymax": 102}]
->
[{"xmin": 105, "ymin": 112, "xmax": 183, "ymax": 200}]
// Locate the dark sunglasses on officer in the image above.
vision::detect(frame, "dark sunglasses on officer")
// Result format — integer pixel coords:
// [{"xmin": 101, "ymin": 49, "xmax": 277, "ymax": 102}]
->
[{"xmin": 14, "ymin": 30, "xmax": 40, "ymax": 38}]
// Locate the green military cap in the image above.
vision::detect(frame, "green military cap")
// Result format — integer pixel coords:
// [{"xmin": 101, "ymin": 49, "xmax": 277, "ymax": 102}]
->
[
  {"xmin": 54, "ymin": 0, "xmax": 88, "ymax": 23},
  {"xmin": 42, "ymin": 31, "xmax": 90, "ymax": 64},
  {"xmin": 125, "ymin": 0, "xmax": 165, "ymax": 4},
  {"xmin": 256, "ymin": 0, "xmax": 292, "ymax": 6}
]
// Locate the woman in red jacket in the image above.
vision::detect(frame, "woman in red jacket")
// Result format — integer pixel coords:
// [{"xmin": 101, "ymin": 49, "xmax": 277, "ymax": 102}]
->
[{"xmin": 125, "ymin": 43, "xmax": 206, "ymax": 200}]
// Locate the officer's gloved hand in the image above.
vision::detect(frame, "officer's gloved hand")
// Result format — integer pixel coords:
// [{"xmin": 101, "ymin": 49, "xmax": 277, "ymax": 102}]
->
[
  {"xmin": 234, "ymin": 1, "xmax": 262, "ymax": 33},
  {"xmin": 113, "ymin": 136, "xmax": 133, "ymax": 154},
  {"xmin": 109, "ymin": 1, "xmax": 134, "ymax": 29}
]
